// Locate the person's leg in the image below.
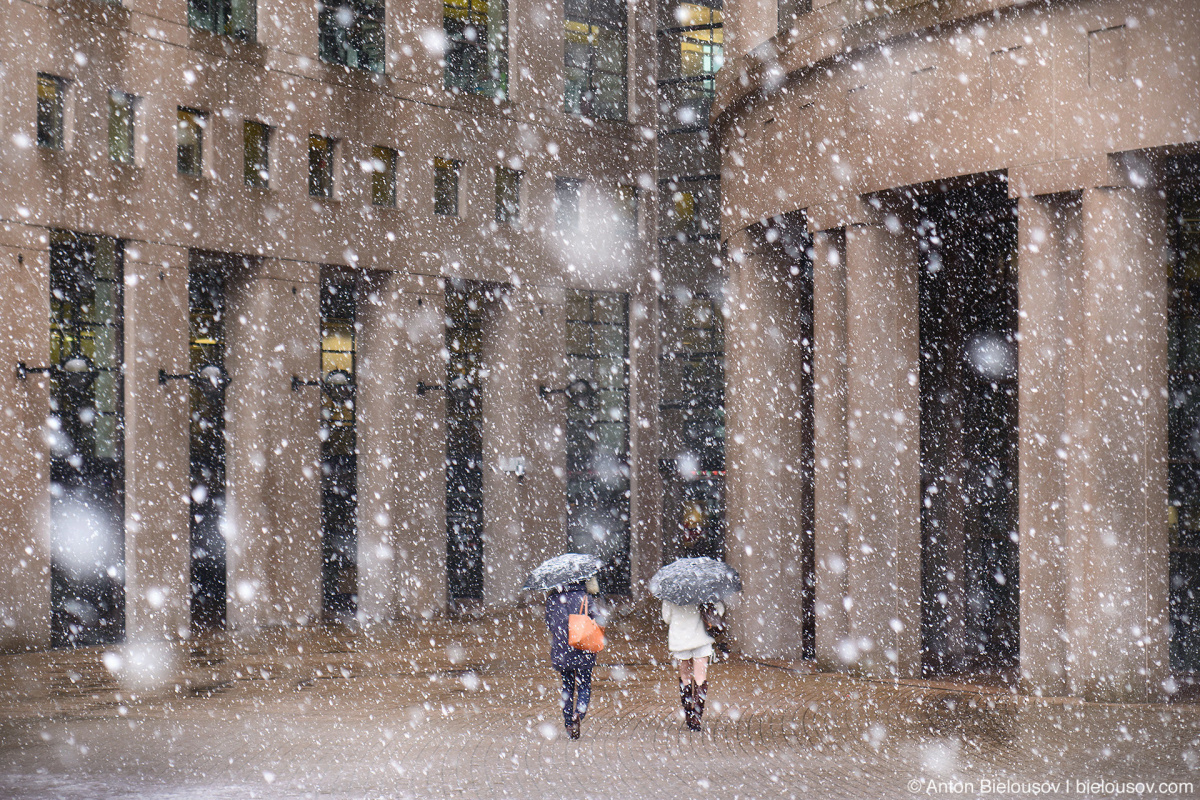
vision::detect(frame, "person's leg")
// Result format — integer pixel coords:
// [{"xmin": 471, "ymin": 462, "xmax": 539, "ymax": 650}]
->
[
  {"xmin": 677, "ymin": 657, "xmax": 694, "ymax": 721},
  {"xmin": 575, "ymin": 665, "xmax": 592, "ymax": 721},
  {"xmin": 692, "ymin": 656, "xmax": 709, "ymax": 729},
  {"xmin": 559, "ymin": 668, "xmax": 576, "ymax": 729}
]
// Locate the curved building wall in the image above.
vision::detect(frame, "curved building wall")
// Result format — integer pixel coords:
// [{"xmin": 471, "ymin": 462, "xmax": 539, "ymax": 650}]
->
[{"xmin": 716, "ymin": 0, "xmax": 1198, "ymax": 701}]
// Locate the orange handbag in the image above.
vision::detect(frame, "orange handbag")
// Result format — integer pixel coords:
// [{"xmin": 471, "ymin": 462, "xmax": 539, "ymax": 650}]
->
[{"xmin": 568, "ymin": 597, "xmax": 606, "ymax": 653}]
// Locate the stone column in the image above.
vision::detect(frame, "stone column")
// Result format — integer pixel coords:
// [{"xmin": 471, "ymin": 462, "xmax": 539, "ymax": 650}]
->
[
  {"xmin": 724, "ymin": 226, "xmax": 809, "ymax": 661},
  {"xmin": 0, "ymin": 229, "xmax": 51, "ymax": 651},
  {"xmin": 1018, "ymin": 186, "xmax": 1171, "ymax": 702},
  {"xmin": 122, "ymin": 243, "xmax": 191, "ymax": 646},
  {"xmin": 810, "ymin": 228, "xmax": 851, "ymax": 670},
  {"xmin": 225, "ymin": 260, "xmax": 322, "ymax": 629},
  {"xmin": 842, "ymin": 220, "xmax": 922, "ymax": 678}
]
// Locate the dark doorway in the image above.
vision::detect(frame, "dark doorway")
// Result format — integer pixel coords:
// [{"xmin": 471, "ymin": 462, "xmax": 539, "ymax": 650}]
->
[
  {"xmin": 445, "ymin": 280, "xmax": 498, "ymax": 600},
  {"xmin": 917, "ymin": 183, "xmax": 1019, "ymax": 676},
  {"xmin": 566, "ymin": 290, "xmax": 632, "ymax": 594},
  {"xmin": 659, "ymin": 292, "xmax": 726, "ymax": 565},
  {"xmin": 321, "ymin": 269, "xmax": 359, "ymax": 619},
  {"xmin": 188, "ymin": 251, "xmax": 231, "ymax": 632},
  {"xmin": 1167, "ymin": 168, "xmax": 1200, "ymax": 674},
  {"xmin": 48, "ymin": 230, "xmax": 125, "ymax": 648}
]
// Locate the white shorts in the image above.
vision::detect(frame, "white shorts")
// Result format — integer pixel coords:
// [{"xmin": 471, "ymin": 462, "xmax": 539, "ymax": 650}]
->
[{"xmin": 671, "ymin": 644, "xmax": 713, "ymax": 661}]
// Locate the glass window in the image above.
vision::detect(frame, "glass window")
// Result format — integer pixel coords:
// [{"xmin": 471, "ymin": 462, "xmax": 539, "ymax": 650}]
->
[
  {"xmin": 434, "ymin": 157, "xmax": 461, "ymax": 217},
  {"xmin": 659, "ymin": 175, "xmax": 719, "ymax": 240},
  {"xmin": 369, "ymin": 145, "xmax": 397, "ymax": 207},
  {"xmin": 555, "ymin": 177, "xmax": 582, "ymax": 230},
  {"xmin": 495, "ymin": 166, "xmax": 521, "ymax": 225},
  {"xmin": 188, "ymin": 0, "xmax": 255, "ymax": 39},
  {"xmin": 614, "ymin": 184, "xmax": 638, "ymax": 237},
  {"xmin": 444, "ymin": 0, "xmax": 508, "ymax": 99},
  {"xmin": 177, "ymin": 108, "xmax": 206, "ymax": 176},
  {"xmin": 37, "ymin": 74, "xmax": 66, "ymax": 150},
  {"xmin": 564, "ymin": 0, "xmax": 627, "ymax": 121},
  {"xmin": 108, "ymin": 90, "xmax": 135, "ymax": 165},
  {"xmin": 566, "ymin": 290, "xmax": 630, "ymax": 593},
  {"xmin": 309, "ymin": 135, "xmax": 336, "ymax": 198},
  {"xmin": 656, "ymin": 2, "xmax": 722, "ymax": 131},
  {"xmin": 243, "ymin": 120, "xmax": 270, "ymax": 188},
  {"xmin": 320, "ymin": 269, "xmax": 358, "ymax": 618},
  {"xmin": 319, "ymin": 0, "xmax": 384, "ymax": 72}
]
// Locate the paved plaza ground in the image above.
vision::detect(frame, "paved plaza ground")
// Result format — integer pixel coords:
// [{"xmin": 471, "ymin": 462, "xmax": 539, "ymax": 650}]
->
[{"xmin": 0, "ymin": 606, "xmax": 1197, "ymax": 800}]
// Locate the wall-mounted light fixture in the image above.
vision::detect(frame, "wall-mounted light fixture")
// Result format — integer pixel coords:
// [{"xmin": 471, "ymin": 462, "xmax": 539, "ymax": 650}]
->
[
  {"xmin": 538, "ymin": 378, "xmax": 596, "ymax": 409},
  {"xmin": 416, "ymin": 380, "xmax": 444, "ymax": 396},
  {"xmin": 159, "ymin": 363, "xmax": 229, "ymax": 395},
  {"xmin": 17, "ymin": 356, "xmax": 95, "ymax": 391},
  {"xmin": 293, "ymin": 368, "xmax": 354, "ymax": 402}
]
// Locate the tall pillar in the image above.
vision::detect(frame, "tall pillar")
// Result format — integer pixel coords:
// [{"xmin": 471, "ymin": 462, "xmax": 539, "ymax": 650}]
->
[
  {"xmin": 725, "ymin": 226, "xmax": 809, "ymax": 660},
  {"xmin": 0, "ymin": 229, "xmax": 51, "ymax": 651},
  {"xmin": 811, "ymin": 228, "xmax": 851, "ymax": 670},
  {"xmin": 1018, "ymin": 186, "xmax": 1171, "ymax": 702},
  {"xmin": 225, "ymin": 259, "xmax": 322, "ymax": 629},
  {"xmin": 843, "ymin": 221, "xmax": 922, "ymax": 678},
  {"xmin": 123, "ymin": 243, "xmax": 191, "ymax": 645},
  {"xmin": 1016, "ymin": 193, "xmax": 1081, "ymax": 696}
]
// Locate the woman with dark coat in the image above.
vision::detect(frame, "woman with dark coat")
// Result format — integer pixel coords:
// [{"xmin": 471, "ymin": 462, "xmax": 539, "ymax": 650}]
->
[{"xmin": 544, "ymin": 576, "xmax": 601, "ymax": 739}]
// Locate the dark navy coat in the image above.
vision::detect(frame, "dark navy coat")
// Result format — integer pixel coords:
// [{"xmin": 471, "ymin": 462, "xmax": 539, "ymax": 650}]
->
[{"xmin": 545, "ymin": 585, "xmax": 598, "ymax": 670}]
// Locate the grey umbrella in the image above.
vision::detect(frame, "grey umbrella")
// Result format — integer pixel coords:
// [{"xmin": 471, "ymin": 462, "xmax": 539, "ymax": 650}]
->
[
  {"xmin": 649, "ymin": 557, "xmax": 742, "ymax": 605},
  {"xmin": 523, "ymin": 553, "xmax": 603, "ymax": 591}
]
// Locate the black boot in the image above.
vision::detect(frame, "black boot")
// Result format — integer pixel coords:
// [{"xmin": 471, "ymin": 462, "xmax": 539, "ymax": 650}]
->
[
  {"xmin": 690, "ymin": 681, "xmax": 707, "ymax": 731},
  {"xmin": 569, "ymin": 714, "xmax": 581, "ymax": 739},
  {"xmin": 679, "ymin": 680, "xmax": 694, "ymax": 728}
]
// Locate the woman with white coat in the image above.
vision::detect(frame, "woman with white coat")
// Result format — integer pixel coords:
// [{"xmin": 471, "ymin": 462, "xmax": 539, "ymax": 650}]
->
[{"xmin": 662, "ymin": 599, "xmax": 723, "ymax": 731}]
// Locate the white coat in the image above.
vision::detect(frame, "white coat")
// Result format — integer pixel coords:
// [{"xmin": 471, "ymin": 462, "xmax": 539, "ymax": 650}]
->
[{"xmin": 662, "ymin": 600, "xmax": 724, "ymax": 655}]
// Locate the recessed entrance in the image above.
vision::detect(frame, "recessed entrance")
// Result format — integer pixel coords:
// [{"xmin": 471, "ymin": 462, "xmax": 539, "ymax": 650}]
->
[
  {"xmin": 321, "ymin": 269, "xmax": 359, "ymax": 619},
  {"xmin": 917, "ymin": 184, "xmax": 1019, "ymax": 676},
  {"xmin": 445, "ymin": 280, "xmax": 500, "ymax": 600},
  {"xmin": 48, "ymin": 230, "xmax": 125, "ymax": 647},
  {"xmin": 188, "ymin": 251, "xmax": 231, "ymax": 632}
]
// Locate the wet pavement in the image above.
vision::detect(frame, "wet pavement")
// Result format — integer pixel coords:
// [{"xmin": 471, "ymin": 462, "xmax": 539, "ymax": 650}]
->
[{"xmin": 0, "ymin": 606, "xmax": 1197, "ymax": 799}]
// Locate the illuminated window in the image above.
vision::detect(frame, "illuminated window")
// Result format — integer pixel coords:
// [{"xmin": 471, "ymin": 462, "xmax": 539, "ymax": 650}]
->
[
  {"xmin": 319, "ymin": 0, "xmax": 384, "ymax": 72},
  {"xmin": 657, "ymin": 2, "xmax": 722, "ymax": 131},
  {"xmin": 564, "ymin": 0, "xmax": 627, "ymax": 121},
  {"xmin": 37, "ymin": 74, "xmax": 66, "ymax": 150},
  {"xmin": 177, "ymin": 108, "xmax": 206, "ymax": 176},
  {"xmin": 108, "ymin": 90, "xmax": 136, "ymax": 165},
  {"xmin": 434, "ymin": 157, "xmax": 461, "ymax": 217},
  {"xmin": 309, "ymin": 135, "xmax": 336, "ymax": 198},
  {"xmin": 243, "ymin": 120, "xmax": 270, "ymax": 188},
  {"xmin": 444, "ymin": 0, "xmax": 508, "ymax": 99},
  {"xmin": 370, "ymin": 146, "xmax": 397, "ymax": 207}
]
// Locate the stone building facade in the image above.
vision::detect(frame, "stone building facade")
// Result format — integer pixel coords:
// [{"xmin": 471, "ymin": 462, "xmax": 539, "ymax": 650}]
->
[
  {"xmin": 0, "ymin": 0, "xmax": 670, "ymax": 651},
  {"xmin": 716, "ymin": 0, "xmax": 1200, "ymax": 701}
]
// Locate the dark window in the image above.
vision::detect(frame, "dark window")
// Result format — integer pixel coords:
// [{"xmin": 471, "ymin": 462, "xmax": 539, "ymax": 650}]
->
[
  {"xmin": 495, "ymin": 166, "xmax": 521, "ymax": 225},
  {"xmin": 564, "ymin": 0, "xmax": 627, "ymax": 120},
  {"xmin": 309, "ymin": 135, "xmax": 336, "ymax": 198},
  {"xmin": 188, "ymin": 0, "xmax": 255, "ymax": 39},
  {"xmin": 434, "ymin": 157, "xmax": 461, "ymax": 217},
  {"xmin": 319, "ymin": 0, "xmax": 384, "ymax": 72},
  {"xmin": 777, "ymin": 0, "xmax": 810, "ymax": 33},
  {"xmin": 108, "ymin": 91, "xmax": 135, "ymax": 165},
  {"xmin": 444, "ymin": 0, "xmax": 509, "ymax": 99},
  {"xmin": 370, "ymin": 145, "xmax": 397, "ymax": 207},
  {"xmin": 177, "ymin": 108, "xmax": 206, "ymax": 176},
  {"xmin": 37, "ymin": 73, "xmax": 66, "ymax": 150},
  {"xmin": 566, "ymin": 290, "xmax": 631, "ymax": 593},
  {"xmin": 614, "ymin": 184, "xmax": 638, "ymax": 237},
  {"xmin": 243, "ymin": 120, "xmax": 270, "ymax": 188},
  {"xmin": 555, "ymin": 177, "xmax": 582, "ymax": 230}
]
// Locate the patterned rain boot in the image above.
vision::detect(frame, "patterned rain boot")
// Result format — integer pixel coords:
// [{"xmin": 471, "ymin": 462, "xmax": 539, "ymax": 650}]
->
[
  {"xmin": 679, "ymin": 680, "xmax": 694, "ymax": 728},
  {"xmin": 690, "ymin": 680, "xmax": 707, "ymax": 731}
]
